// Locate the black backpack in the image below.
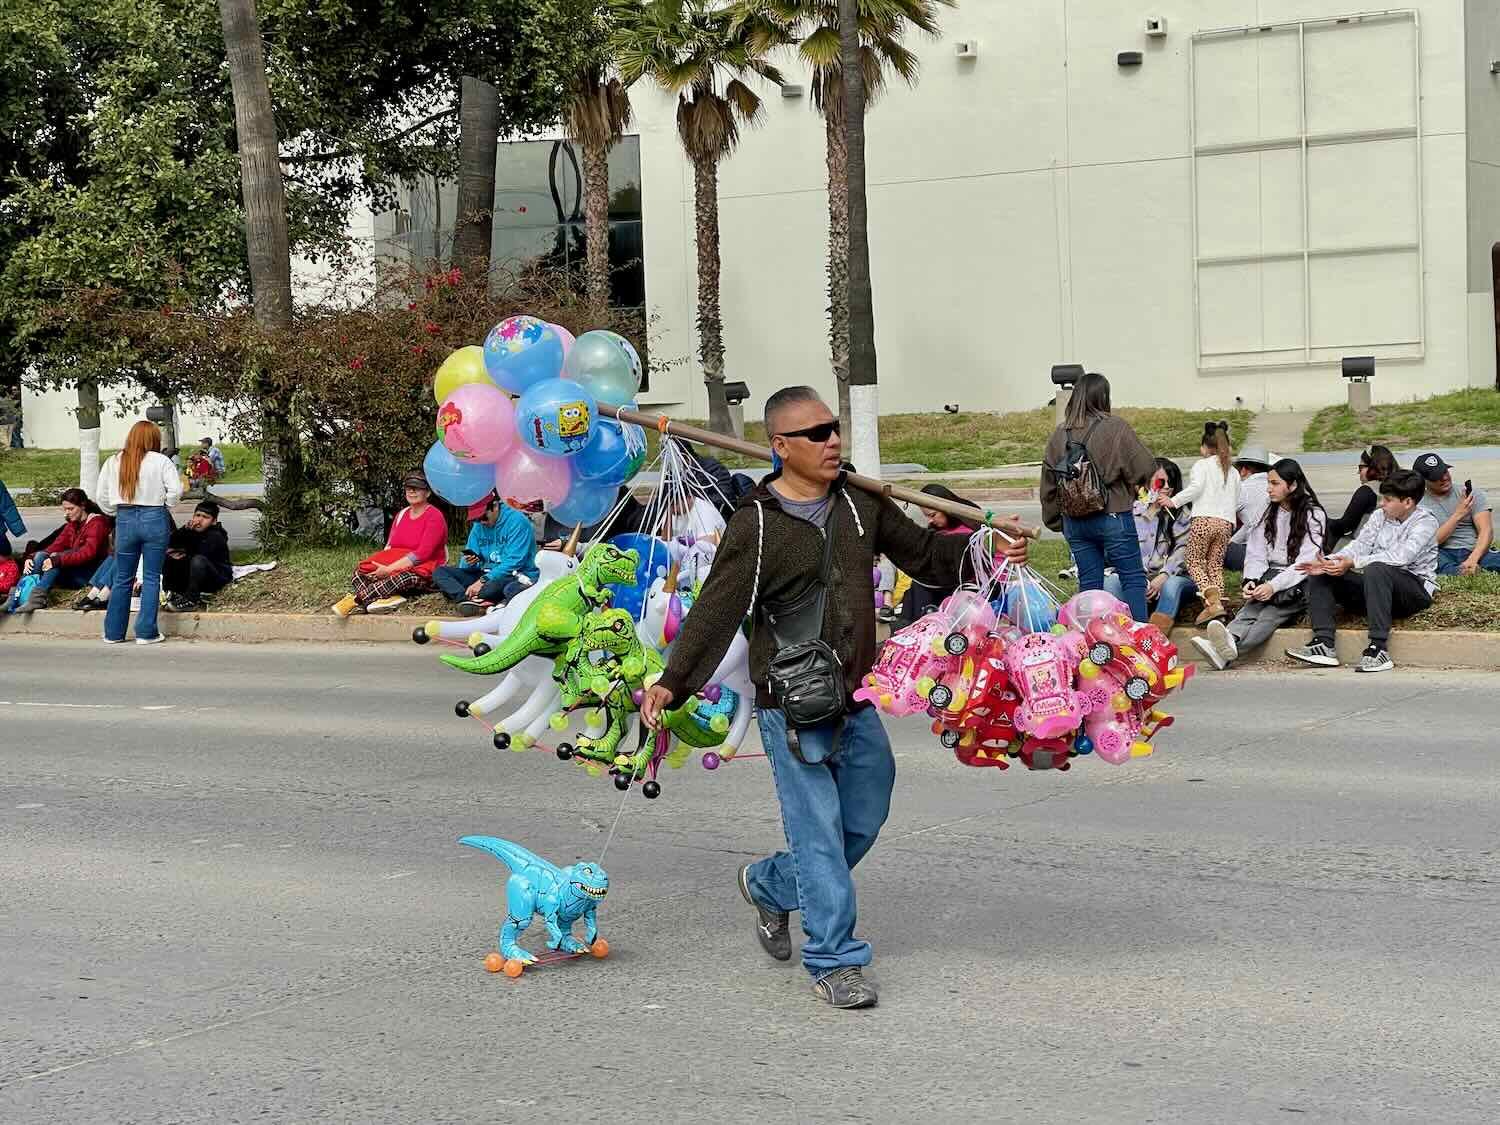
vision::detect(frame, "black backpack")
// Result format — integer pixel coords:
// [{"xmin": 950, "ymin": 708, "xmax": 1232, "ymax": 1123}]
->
[{"xmin": 1047, "ymin": 418, "xmax": 1108, "ymax": 518}]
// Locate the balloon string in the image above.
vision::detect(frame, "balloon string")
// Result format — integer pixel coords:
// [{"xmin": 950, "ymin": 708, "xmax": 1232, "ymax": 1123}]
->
[{"xmin": 597, "ymin": 781, "xmax": 633, "ymax": 865}]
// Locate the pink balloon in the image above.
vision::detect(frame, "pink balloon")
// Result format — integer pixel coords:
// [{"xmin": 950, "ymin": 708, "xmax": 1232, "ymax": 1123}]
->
[
  {"xmin": 551, "ymin": 324, "xmax": 576, "ymax": 359},
  {"xmin": 437, "ymin": 383, "xmax": 516, "ymax": 464},
  {"xmin": 495, "ymin": 443, "xmax": 571, "ymax": 510}
]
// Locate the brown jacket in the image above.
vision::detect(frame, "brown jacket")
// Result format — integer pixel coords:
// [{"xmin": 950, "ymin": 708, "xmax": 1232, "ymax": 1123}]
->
[
  {"xmin": 1040, "ymin": 413, "xmax": 1156, "ymax": 530},
  {"xmin": 655, "ymin": 472, "xmax": 972, "ymax": 710}
]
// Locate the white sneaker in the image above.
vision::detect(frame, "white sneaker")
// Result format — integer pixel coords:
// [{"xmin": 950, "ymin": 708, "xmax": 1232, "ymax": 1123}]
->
[
  {"xmin": 1206, "ymin": 619, "xmax": 1238, "ymax": 664},
  {"xmin": 136, "ymin": 635, "xmax": 166, "ymax": 645},
  {"xmin": 102, "ymin": 637, "xmax": 126, "ymax": 645},
  {"xmin": 1190, "ymin": 635, "xmax": 1227, "ymax": 671},
  {"xmin": 366, "ymin": 596, "xmax": 407, "ymax": 615}
]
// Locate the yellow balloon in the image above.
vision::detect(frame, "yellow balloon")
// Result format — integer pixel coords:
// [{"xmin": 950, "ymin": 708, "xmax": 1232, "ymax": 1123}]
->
[{"xmin": 433, "ymin": 345, "xmax": 492, "ymax": 404}]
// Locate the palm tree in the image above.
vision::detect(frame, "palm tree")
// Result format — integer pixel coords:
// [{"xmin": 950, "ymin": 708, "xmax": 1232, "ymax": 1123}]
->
[
  {"xmin": 565, "ymin": 65, "xmax": 633, "ymax": 314},
  {"xmin": 772, "ymin": 0, "xmax": 951, "ymax": 436},
  {"xmin": 613, "ymin": 0, "xmax": 789, "ymax": 434}
]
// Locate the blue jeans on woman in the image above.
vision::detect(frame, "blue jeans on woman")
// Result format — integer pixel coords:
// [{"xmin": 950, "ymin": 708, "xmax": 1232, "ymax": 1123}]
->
[
  {"xmin": 90, "ymin": 555, "xmax": 117, "ymax": 590},
  {"xmin": 1064, "ymin": 511, "xmax": 1150, "ymax": 621},
  {"xmin": 744, "ymin": 706, "xmax": 896, "ymax": 980},
  {"xmin": 28, "ymin": 550, "xmax": 94, "ymax": 594},
  {"xmin": 105, "ymin": 505, "xmax": 170, "ymax": 641},
  {"xmin": 1104, "ymin": 571, "xmax": 1197, "ymax": 621}
]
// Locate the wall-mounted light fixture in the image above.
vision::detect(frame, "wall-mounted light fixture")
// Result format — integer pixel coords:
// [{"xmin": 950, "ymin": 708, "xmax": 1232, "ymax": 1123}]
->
[
  {"xmin": 1117, "ymin": 51, "xmax": 1143, "ymax": 68},
  {"xmin": 954, "ymin": 40, "xmax": 980, "ymax": 60},
  {"xmin": 1491, "ymin": 61, "xmax": 1500, "ymax": 75}
]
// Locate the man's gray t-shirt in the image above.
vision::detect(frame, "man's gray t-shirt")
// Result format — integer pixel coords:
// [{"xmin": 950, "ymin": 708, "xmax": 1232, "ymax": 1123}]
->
[
  {"xmin": 770, "ymin": 484, "xmax": 833, "ymax": 528},
  {"xmin": 1421, "ymin": 484, "xmax": 1490, "ymax": 551}
]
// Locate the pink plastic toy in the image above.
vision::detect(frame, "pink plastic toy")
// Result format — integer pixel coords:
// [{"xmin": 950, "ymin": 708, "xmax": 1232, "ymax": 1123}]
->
[
  {"xmin": 937, "ymin": 590, "xmax": 997, "ymax": 656},
  {"xmin": 1002, "ymin": 630, "xmax": 1093, "ymax": 740},
  {"xmin": 1085, "ymin": 705, "xmax": 1175, "ymax": 765},
  {"xmin": 855, "ymin": 609, "xmax": 965, "ymax": 716},
  {"xmin": 1057, "ymin": 589, "xmax": 1131, "ymax": 633}
]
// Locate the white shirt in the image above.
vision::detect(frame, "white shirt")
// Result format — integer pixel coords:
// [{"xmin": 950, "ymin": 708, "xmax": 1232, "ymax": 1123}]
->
[
  {"xmin": 1230, "ymin": 471, "xmax": 1270, "ymax": 545},
  {"xmin": 1333, "ymin": 507, "xmax": 1441, "ymax": 594},
  {"xmin": 664, "ymin": 497, "xmax": 726, "ymax": 543},
  {"xmin": 95, "ymin": 450, "xmax": 184, "ymax": 514},
  {"xmin": 1174, "ymin": 456, "xmax": 1240, "ymax": 524}
]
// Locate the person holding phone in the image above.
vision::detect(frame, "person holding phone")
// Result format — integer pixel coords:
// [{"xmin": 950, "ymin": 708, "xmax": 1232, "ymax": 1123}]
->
[
  {"xmin": 431, "ymin": 492, "xmax": 539, "ymax": 616},
  {"xmin": 1414, "ymin": 453, "xmax": 1500, "ymax": 576}
]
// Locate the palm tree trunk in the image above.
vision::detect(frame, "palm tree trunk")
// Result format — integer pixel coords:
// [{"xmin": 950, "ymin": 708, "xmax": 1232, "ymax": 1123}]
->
[
  {"xmin": 582, "ymin": 134, "xmax": 612, "ymax": 314},
  {"xmin": 453, "ymin": 76, "xmax": 499, "ymax": 273},
  {"xmin": 840, "ymin": 0, "xmax": 881, "ymax": 477},
  {"xmin": 692, "ymin": 155, "xmax": 732, "ymax": 434},
  {"xmin": 826, "ymin": 113, "xmax": 852, "ymax": 440},
  {"xmin": 218, "ymin": 0, "xmax": 303, "ymax": 527},
  {"xmin": 76, "ymin": 379, "xmax": 100, "ymax": 492}
]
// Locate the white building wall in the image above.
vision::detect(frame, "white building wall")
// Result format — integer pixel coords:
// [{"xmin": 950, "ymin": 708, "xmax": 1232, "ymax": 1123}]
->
[
  {"xmin": 635, "ymin": 1, "xmax": 1477, "ymax": 420},
  {"xmin": 1465, "ymin": 0, "xmax": 1500, "ymax": 389}
]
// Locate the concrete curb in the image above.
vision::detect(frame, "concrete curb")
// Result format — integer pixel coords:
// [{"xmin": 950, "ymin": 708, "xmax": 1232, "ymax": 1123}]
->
[{"xmin": 3, "ymin": 609, "xmax": 1498, "ymax": 670}]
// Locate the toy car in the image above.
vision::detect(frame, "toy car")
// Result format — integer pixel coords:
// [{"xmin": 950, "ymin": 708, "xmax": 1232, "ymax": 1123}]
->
[
  {"xmin": 1003, "ymin": 630, "xmax": 1091, "ymax": 740},
  {"xmin": 929, "ymin": 635, "xmax": 1022, "ymax": 759},
  {"xmin": 1083, "ymin": 614, "xmax": 1193, "ymax": 706},
  {"xmin": 854, "ymin": 608, "xmax": 965, "ymax": 717}
]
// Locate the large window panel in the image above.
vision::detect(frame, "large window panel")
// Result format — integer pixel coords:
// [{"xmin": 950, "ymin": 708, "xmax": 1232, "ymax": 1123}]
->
[{"xmin": 1191, "ymin": 11, "xmax": 1424, "ymax": 370}]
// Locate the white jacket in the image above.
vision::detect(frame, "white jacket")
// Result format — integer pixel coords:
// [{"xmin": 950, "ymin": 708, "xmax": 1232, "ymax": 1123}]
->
[
  {"xmin": 95, "ymin": 450, "xmax": 183, "ymax": 514},
  {"xmin": 1174, "ymin": 456, "xmax": 1240, "ymax": 524},
  {"xmin": 1243, "ymin": 507, "xmax": 1327, "ymax": 592}
]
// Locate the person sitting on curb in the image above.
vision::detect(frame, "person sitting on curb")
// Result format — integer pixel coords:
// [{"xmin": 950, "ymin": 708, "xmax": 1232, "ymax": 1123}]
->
[
  {"xmin": 432, "ymin": 492, "xmax": 539, "ymax": 617},
  {"xmin": 163, "ymin": 501, "xmax": 233, "ymax": 612},
  {"xmin": 1285, "ymin": 469, "xmax": 1438, "ymax": 674},
  {"xmin": 1223, "ymin": 444, "xmax": 1274, "ymax": 574},
  {"xmin": 7, "ymin": 488, "xmax": 111, "ymax": 613},
  {"xmin": 1194, "ymin": 459, "xmax": 1325, "ymax": 670},
  {"xmin": 1104, "ymin": 457, "xmax": 1196, "ymax": 634},
  {"xmin": 333, "ymin": 470, "xmax": 448, "ymax": 617},
  {"xmin": 1413, "ymin": 453, "xmax": 1500, "ymax": 576}
]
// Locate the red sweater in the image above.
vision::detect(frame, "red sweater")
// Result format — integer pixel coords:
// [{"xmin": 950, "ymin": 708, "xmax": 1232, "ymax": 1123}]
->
[
  {"xmin": 387, "ymin": 505, "xmax": 448, "ymax": 576},
  {"xmin": 41, "ymin": 513, "xmax": 111, "ymax": 569}
]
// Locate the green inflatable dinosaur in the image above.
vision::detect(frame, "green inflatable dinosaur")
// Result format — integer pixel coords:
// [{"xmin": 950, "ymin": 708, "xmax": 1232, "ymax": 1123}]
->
[{"xmin": 440, "ymin": 543, "xmax": 639, "ymax": 678}]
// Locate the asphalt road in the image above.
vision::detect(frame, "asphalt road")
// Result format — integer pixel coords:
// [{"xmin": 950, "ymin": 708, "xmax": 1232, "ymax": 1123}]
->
[{"xmin": 2, "ymin": 639, "xmax": 1497, "ymax": 1123}]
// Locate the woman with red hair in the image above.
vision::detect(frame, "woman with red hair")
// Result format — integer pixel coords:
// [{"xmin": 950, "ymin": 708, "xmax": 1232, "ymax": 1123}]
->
[{"xmin": 97, "ymin": 419, "xmax": 182, "ymax": 644}]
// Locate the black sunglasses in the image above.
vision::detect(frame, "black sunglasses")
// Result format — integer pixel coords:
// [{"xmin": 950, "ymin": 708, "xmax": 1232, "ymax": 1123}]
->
[{"xmin": 775, "ymin": 420, "xmax": 841, "ymax": 444}]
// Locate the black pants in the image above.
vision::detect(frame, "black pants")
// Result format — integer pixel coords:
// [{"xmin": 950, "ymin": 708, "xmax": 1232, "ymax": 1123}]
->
[
  {"xmin": 1224, "ymin": 541, "xmax": 1246, "ymax": 574},
  {"xmin": 1304, "ymin": 563, "xmax": 1432, "ymax": 648},
  {"xmin": 163, "ymin": 554, "xmax": 232, "ymax": 601}
]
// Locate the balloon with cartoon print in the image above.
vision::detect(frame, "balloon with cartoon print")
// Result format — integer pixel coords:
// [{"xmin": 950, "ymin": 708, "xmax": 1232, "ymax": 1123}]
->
[
  {"xmin": 573, "ymin": 416, "xmax": 646, "ymax": 485},
  {"xmin": 483, "ymin": 315, "xmax": 566, "ymax": 395},
  {"xmin": 515, "ymin": 378, "xmax": 596, "ymax": 459},
  {"xmin": 436, "ymin": 382, "xmax": 516, "ymax": 464}
]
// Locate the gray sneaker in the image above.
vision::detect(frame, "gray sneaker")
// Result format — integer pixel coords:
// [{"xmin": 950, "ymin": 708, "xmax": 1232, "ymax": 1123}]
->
[
  {"xmin": 1286, "ymin": 642, "xmax": 1339, "ymax": 668},
  {"xmin": 737, "ymin": 863, "xmax": 791, "ymax": 962},
  {"xmin": 1356, "ymin": 646, "xmax": 1393, "ymax": 674},
  {"xmin": 812, "ymin": 966, "xmax": 879, "ymax": 1010}
]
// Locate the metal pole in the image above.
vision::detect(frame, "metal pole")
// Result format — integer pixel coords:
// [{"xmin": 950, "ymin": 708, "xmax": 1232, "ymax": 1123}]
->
[{"xmin": 599, "ymin": 403, "xmax": 1041, "ymax": 541}]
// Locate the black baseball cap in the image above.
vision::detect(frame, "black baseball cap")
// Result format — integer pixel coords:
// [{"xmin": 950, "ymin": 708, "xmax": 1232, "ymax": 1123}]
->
[
  {"xmin": 194, "ymin": 500, "xmax": 220, "ymax": 519},
  {"xmin": 1414, "ymin": 453, "xmax": 1450, "ymax": 482}
]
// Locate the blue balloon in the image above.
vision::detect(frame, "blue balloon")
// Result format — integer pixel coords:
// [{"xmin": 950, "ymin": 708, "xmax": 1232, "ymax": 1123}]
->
[
  {"xmin": 573, "ymin": 418, "xmax": 647, "ymax": 484},
  {"xmin": 514, "ymin": 377, "xmax": 597, "ymax": 460},
  {"xmin": 1002, "ymin": 576, "xmax": 1059, "ymax": 634},
  {"xmin": 606, "ymin": 533, "xmax": 673, "ymax": 618},
  {"xmin": 483, "ymin": 316, "xmax": 566, "ymax": 395},
  {"xmin": 423, "ymin": 441, "xmax": 495, "ymax": 506},
  {"xmin": 549, "ymin": 477, "xmax": 618, "ymax": 529}
]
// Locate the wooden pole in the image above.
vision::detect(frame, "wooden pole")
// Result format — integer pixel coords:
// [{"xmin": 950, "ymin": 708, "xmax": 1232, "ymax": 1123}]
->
[{"xmin": 598, "ymin": 403, "xmax": 1041, "ymax": 541}]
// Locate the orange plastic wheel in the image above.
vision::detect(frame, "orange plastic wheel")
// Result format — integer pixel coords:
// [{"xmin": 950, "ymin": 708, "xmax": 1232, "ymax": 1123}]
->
[
  {"xmin": 502, "ymin": 958, "xmax": 525, "ymax": 978},
  {"xmin": 483, "ymin": 952, "xmax": 504, "ymax": 974},
  {"xmin": 589, "ymin": 938, "xmax": 610, "ymax": 959}
]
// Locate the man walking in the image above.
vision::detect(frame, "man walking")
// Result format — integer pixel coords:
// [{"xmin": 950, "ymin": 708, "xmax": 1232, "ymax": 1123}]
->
[{"xmin": 641, "ymin": 387, "xmax": 1027, "ymax": 1009}]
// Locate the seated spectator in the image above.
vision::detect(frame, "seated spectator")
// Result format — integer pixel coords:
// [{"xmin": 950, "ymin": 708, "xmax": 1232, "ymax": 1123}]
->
[
  {"xmin": 432, "ymin": 492, "xmax": 540, "ymax": 617},
  {"xmin": 899, "ymin": 484, "xmax": 983, "ymax": 625},
  {"xmin": 201, "ymin": 437, "xmax": 226, "ymax": 477},
  {"xmin": 1223, "ymin": 445, "xmax": 1274, "ymax": 573},
  {"xmin": 1194, "ymin": 459, "xmax": 1325, "ymax": 670},
  {"xmin": 8, "ymin": 488, "xmax": 110, "ymax": 612},
  {"xmin": 163, "ymin": 500, "xmax": 233, "ymax": 612},
  {"xmin": 1286, "ymin": 469, "xmax": 1437, "ymax": 674},
  {"xmin": 0, "ymin": 476, "xmax": 25, "ymax": 558},
  {"xmin": 0, "ymin": 544, "xmax": 18, "ymax": 603},
  {"xmin": 1324, "ymin": 445, "xmax": 1398, "ymax": 550},
  {"xmin": 1413, "ymin": 452, "xmax": 1500, "ymax": 576},
  {"xmin": 1104, "ymin": 457, "xmax": 1197, "ymax": 632},
  {"xmin": 333, "ymin": 470, "xmax": 448, "ymax": 617}
]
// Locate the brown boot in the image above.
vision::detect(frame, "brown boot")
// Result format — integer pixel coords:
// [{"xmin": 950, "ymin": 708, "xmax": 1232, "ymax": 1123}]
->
[
  {"xmin": 1194, "ymin": 588, "xmax": 1224, "ymax": 626},
  {"xmin": 1149, "ymin": 612, "xmax": 1175, "ymax": 634}
]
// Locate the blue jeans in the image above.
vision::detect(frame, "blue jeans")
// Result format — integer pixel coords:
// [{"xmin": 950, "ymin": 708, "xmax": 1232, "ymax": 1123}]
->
[
  {"xmin": 90, "ymin": 555, "xmax": 117, "ymax": 589},
  {"xmin": 105, "ymin": 506, "xmax": 171, "ymax": 641},
  {"xmin": 30, "ymin": 551, "xmax": 94, "ymax": 594},
  {"xmin": 745, "ymin": 707, "xmax": 896, "ymax": 979},
  {"xmin": 1436, "ymin": 546, "xmax": 1500, "ymax": 576},
  {"xmin": 1064, "ymin": 511, "xmax": 1150, "ymax": 621},
  {"xmin": 432, "ymin": 564, "xmax": 528, "ymax": 605},
  {"xmin": 1104, "ymin": 571, "xmax": 1197, "ymax": 620}
]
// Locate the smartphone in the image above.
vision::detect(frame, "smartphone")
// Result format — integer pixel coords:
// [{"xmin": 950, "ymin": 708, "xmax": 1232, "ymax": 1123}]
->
[{"xmin": 1464, "ymin": 479, "xmax": 1473, "ymax": 497}]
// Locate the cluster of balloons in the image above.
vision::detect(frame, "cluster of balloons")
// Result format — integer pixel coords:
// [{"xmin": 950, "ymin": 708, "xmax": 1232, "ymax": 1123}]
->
[{"xmin": 422, "ymin": 316, "xmax": 648, "ymax": 526}]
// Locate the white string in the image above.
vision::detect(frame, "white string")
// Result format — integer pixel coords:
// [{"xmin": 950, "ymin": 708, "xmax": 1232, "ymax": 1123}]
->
[{"xmin": 596, "ymin": 778, "xmax": 633, "ymax": 865}]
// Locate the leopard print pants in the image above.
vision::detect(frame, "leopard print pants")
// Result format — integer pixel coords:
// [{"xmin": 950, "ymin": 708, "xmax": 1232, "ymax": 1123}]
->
[{"xmin": 1184, "ymin": 516, "xmax": 1233, "ymax": 594}]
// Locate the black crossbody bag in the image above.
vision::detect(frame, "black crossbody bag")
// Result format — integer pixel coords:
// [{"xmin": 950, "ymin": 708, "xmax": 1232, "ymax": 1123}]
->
[{"xmin": 762, "ymin": 509, "xmax": 845, "ymax": 763}]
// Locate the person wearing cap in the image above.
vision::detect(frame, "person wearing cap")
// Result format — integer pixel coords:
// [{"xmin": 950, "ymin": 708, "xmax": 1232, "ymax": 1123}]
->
[
  {"xmin": 1415, "ymin": 453, "xmax": 1500, "ymax": 576},
  {"xmin": 1324, "ymin": 446, "xmax": 1399, "ymax": 550},
  {"xmin": 333, "ymin": 471, "xmax": 449, "ymax": 616},
  {"xmin": 432, "ymin": 493, "xmax": 539, "ymax": 616},
  {"xmin": 162, "ymin": 500, "xmax": 233, "ymax": 612},
  {"xmin": 1223, "ymin": 444, "xmax": 1274, "ymax": 574}
]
